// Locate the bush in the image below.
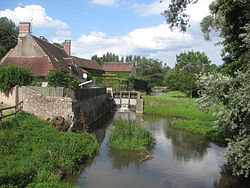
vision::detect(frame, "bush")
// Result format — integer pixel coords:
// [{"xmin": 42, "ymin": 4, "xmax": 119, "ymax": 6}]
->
[
  {"xmin": 0, "ymin": 65, "xmax": 32, "ymax": 92},
  {"xmin": 26, "ymin": 182, "xmax": 79, "ymax": 188},
  {"xmin": 47, "ymin": 68, "xmax": 78, "ymax": 89},
  {"xmin": 0, "ymin": 112, "xmax": 98, "ymax": 187},
  {"xmin": 197, "ymin": 70, "xmax": 250, "ymax": 177},
  {"xmin": 128, "ymin": 76, "xmax": 151, "ymax": 93},
  {"xmin": 108, "ymin": 121, "xmax": 155, "ymax": 150},
  {"xmin": 92, "ymin": 77, "xmax": 128, "ymax": 90}
]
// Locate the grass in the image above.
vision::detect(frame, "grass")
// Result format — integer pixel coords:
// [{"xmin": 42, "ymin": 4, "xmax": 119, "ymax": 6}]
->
[
  {"xmin": 0, "ymin": 104, "xmax": 13, "ymax": 116},
  {"xmin": 0, "ymin": 111, "xmax": 99, "ymax": 188},
  {"xmin": 109, "ymin": 121, "xmax": 155, "ymax": 150},
  {"xmin": 144, "ymin": 91, "xmax": 216, "ymax": 134}
]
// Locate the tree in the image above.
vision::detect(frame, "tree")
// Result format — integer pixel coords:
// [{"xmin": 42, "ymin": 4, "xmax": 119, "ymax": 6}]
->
[
  {"xmin": 47, "ymin": 68, "xmax": 78, "ymax": 89},
  {"xmin": 0, "ymin": 65, "xmax": 32, "ymax": 92},
  {"xmin": 52, "ymin": 42, "xmax": 63, "ymax": 48},
  {"xmin": 163, "ymin": 0, "xmax": 250, "ymax": 177},
  {"xmin": 136, "ymin": 58, "xmax": 166, "ymax": 88},
  {"xmin": 175, "ymin": 51, "xmax": 211, "ymax": 73},
  {"xmin": 164, "ymin": 70, "xmax": 197, "ymax": 97},
  {"xmin": 0, "ymin": 17, "xmax": 18, "ymax": 58},
  {"xmin": 162, "ymin": 0, "xmax": 250, "ymax": 75},
  {"xmin": 197, "ymin": 69, "xmax": 250, "ymax": 177},
  {"xmin": 164, "ymin": 51, "xmax": 211, "ymax": 97}
]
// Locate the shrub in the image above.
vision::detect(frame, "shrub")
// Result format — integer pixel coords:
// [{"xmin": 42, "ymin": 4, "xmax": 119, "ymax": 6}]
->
[
  {"xmin": 0, "ymin": 112, "xmax": 98, "ymax": 187},
  {"xmin": 128, "ymin": 76, "xmax": 150, "ymax": 93},
  {"xmin": 47, "ymin": 68, "xmax": 78, "ymax": 89},
  {"xmin": 108, "ymin": 121, "xmax": 155, "ymax": 150},
  {"xmin": 26, "ymin": 182, "xmax": 79, "ymax": 188},
  {"xmin": 92, "ymin": 77, "xmax": 128, "ymax": 91},
  {"xmin": 0, "ymin": 65, "xmax": 32, "ymax": 92}
]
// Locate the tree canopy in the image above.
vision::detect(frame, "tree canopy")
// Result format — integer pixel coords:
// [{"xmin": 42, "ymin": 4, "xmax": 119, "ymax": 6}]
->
[
  {"xmin": 163, "ymin": 0, "xmax": 250, "ymax": 75},
  {"xmin": 52, "ymin": 42, "xmax": 63, "ymax": 49},
  {"xmin": 47, "ymin": 68, "xmax": 78, "ymax": 89},
  {"xmin": 0, "ymin": 65, "xmax": 32, "ymax": 92},
  {"xmin": 0, "ymin": 17, "xmax": 18, "ymax": 58},
  {"xmin": 163, "ymin": 0, "xmax": 250, "ymax": 177},
  {"xmin": 164, "ymin": 51, "xmax": 213, "ymax": 97}
]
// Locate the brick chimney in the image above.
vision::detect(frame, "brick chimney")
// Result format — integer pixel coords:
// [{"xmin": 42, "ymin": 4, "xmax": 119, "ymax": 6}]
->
[
  {"xmin": 64, "ymin": 40, "xmax": 71, "ymax": 56},
  {"xmin": 19, "ymin": 22, "xmax": 31, "ymax": 35}
]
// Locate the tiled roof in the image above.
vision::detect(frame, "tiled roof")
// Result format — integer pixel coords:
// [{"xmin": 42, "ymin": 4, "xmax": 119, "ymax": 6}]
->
[
  {"xmin": 3, "ymin": 57, "xmax": 52, "ymax": 76},
  {"xmin": 71, "ymin": 56, "xmax": 103, "ymax": 71},
  {"xmin": 103, "ymin": 62, "xmax": 135, "ymax": 72},
  {"xmin": 32, "ymin": 36, "xmax": 85, "ymax": 77},
  {"xmin": 32, "ymin": 36, "xmax": 70, "ymax": 70}
]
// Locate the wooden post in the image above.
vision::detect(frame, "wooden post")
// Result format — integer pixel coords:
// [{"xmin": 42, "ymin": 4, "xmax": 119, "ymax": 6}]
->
[
  {"xmin": 120, "ymin": 91, "xmax": 122, "ymax": 106},
  {"xmin": 128, "ymin": 92, "xmax": 131, "ymax": 106}
]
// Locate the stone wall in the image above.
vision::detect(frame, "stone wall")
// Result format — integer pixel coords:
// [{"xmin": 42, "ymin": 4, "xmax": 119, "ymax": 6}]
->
[
  {"xmin": 0, "ymin": 86, "xmax": 19, "ymax": 106},
  {"xmin": 19, "ymin": 86, "xmax": 73, "ymax": 120},
  {"xmin": 2, "ymin": 86, "xmax": 110, "ymax": 131}
]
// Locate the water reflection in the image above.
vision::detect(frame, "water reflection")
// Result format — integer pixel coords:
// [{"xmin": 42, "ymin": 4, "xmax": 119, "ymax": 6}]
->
[
  {"xmin": 64, "ymin": 112, "xmax": 250, "ymax": 188},
  {"xmin": 165, "ymin": 127, "xmax": 209, "ymax": 162},
  {"xmin": 107, "ymin": 148, "xmax": 147, "ymax": 170},
  {"xmin": 214, "ymin": 165, "xmax": 250, "ymax": 188}
]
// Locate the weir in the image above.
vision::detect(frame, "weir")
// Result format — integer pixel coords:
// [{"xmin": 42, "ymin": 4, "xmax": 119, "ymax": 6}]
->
[{"xmin": 108, "ymin": 90, "xmax": 144, "ymax": 114}]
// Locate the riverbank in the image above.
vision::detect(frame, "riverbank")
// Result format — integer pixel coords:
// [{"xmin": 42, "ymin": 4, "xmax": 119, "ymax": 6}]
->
[
  {"xmin": 144, "ymin": 91, "xmax": 216, "ymax": 134},
  {"xmin": 0, "ymin": 111, "xmax": 98, "ymax": 187}
]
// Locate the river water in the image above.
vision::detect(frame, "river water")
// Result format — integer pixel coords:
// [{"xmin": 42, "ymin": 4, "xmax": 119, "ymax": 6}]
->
[{"xmin": 65, "ymin": 111, "xmax": 249, "ymax": 188}]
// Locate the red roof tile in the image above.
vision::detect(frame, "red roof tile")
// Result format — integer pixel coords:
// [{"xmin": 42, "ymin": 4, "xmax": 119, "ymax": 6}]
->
[
  {"xmin": 3, "ymin": 57, "xmax": 52, "ymax": 76},
  {"xmin": 71, "ymin": 56, "xmax": 103, "ymax": 71},
  {"xmin": 103, "ymin": 62, "xmax": 135, "ymax": 72}
]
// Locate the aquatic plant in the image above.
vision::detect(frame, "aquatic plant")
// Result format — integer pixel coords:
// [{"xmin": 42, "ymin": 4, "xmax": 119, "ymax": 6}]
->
[{"xmin": 108, "ymin": 121, "xmax": 155, "ymax": 150}]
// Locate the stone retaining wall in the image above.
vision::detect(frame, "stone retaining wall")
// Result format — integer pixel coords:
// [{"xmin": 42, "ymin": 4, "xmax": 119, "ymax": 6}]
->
[{"xmin": 1, "ymin": 86, "xmax": 110, "ymax": 131}]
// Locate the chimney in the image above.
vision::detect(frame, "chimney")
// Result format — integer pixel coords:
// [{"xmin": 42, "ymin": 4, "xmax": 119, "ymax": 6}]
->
[
  {"xmin": 64, "ymin": 40, "xmax": 71, "ymax": 56},
  {"xmin": 19, "ymin": 22, "xmax": 31, "ymax": 35}
]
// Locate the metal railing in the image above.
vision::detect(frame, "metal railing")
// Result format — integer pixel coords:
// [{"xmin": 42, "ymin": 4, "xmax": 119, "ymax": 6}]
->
[{"xmin": 0, "ymin": 101, "xmax": 23, "ymax": 121}]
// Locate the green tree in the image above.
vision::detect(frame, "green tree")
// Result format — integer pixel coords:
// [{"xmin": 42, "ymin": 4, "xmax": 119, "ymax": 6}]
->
[
  {"xmin": 163, "ymin": 0, "xmax": 250, "ymax": 177},
  {"xmin": 136, "ymin": 58, "xmax": 166, "ymax": 88},
  {"xmin": 175, "ymin": 51, "xmax": 211, "ymax": 73},
  {"xmin": 162, "ymin": 0, "xmax": 250, "ymax": 75},
  {"xmin": 164, "ymin": 70, "xmax": 197, "ymax": 97},
  {"xmin": 0, "ymin": 17, "xmax": 18, "ymax": 58},
  {"xmin": 197, "ymin": 69, "xmax": 250, "ymax": 177},
  {"xmin": 164, "ymin": 51, "xmax": 211, "ymax": 97},
  {"xmin": 0, "ymin": 65, "xmax": 32, "ymax": 92},
  {"xmin": 47, "ymin": 68, "xmax": 78, "ymax": 89},
  {"xmin": 52, "ymin": 42, "xmax": 63, "ymax": 48}
]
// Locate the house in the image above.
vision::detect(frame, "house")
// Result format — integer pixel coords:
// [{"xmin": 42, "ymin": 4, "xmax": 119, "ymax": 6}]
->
[
  {"xmin": 0, "ymin": 22, "xmax": 103, "ymax": 78},
  {"xmin": 103, "ymin": 62, "xmax": 136, "ymax": 78}
]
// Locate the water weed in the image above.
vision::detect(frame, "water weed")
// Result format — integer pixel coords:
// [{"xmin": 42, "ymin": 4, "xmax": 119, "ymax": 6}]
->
[{"xmin": 109, "ymin": 121, "xmax": 155, "ymax": 150}]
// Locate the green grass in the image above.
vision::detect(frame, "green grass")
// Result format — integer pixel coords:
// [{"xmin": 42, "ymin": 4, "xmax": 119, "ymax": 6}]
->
[
  {"xmin": 144, "ymin": 91, "xmax": 216, "ymax": 134},
  {"xmin": 109, "ymin": 121, "xmax": 155, "ymax": 150},
  {"xmin": 0, "ymin": 111, "xmax": 99, "ymax": 188}
]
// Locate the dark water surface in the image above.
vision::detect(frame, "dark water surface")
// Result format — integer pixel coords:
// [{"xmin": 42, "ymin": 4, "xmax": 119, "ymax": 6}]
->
[{"xmin": 65, "ymin": 112, "xmax": 249, "ymax": 188}]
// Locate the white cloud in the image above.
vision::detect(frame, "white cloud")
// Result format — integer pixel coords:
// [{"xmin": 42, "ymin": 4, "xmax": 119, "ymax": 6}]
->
[
  {"xmin": 54, "ymin": 30, "xmax": 71, "ymax": 37},
  {"xmin": 51, "ymin": 30, "xmax": 72, "ymax": 43},
  {"xmin": 72, "ymin": 24, "xmax": 199, "ymax": 67},
  {"xmin": 0, "ymin": 5, "xmax": 68, "ymax": 29},
  {"xmin": 72, "ymin": 20, "xmax": 222, "ymax": 68},
  {"xmin": 132, "ymin": 0, "xmax": 214, "ymax": 23},
  {"xmin": 92, "ymin": 0, "xmax": 116, "ymax": 6},
  {"xmin": 132, "ymin": 1, "xmax": 170, "ymax": 16}
]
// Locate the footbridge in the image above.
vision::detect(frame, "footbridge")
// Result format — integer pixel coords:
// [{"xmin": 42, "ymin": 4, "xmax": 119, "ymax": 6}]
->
[{"xmin": 107, "ymin": 90, "xmax": 143, "ymax": 113}]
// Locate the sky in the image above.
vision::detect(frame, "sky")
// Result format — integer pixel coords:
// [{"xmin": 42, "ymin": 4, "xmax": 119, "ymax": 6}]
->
[{"xmin": 0, "ymin": 0, "xmax": 222, "ymax": 67}]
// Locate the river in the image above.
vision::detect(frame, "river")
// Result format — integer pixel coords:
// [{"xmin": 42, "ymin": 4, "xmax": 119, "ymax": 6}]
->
[{"xmin": 65, "ymin": 111, "xmax": 249, "ymax": 188}]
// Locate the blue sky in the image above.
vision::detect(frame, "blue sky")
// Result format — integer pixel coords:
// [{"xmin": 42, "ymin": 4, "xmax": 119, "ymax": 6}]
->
[{"xmin": 0, "ymin": 0, "xmax": 222, "ymax": 67}]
